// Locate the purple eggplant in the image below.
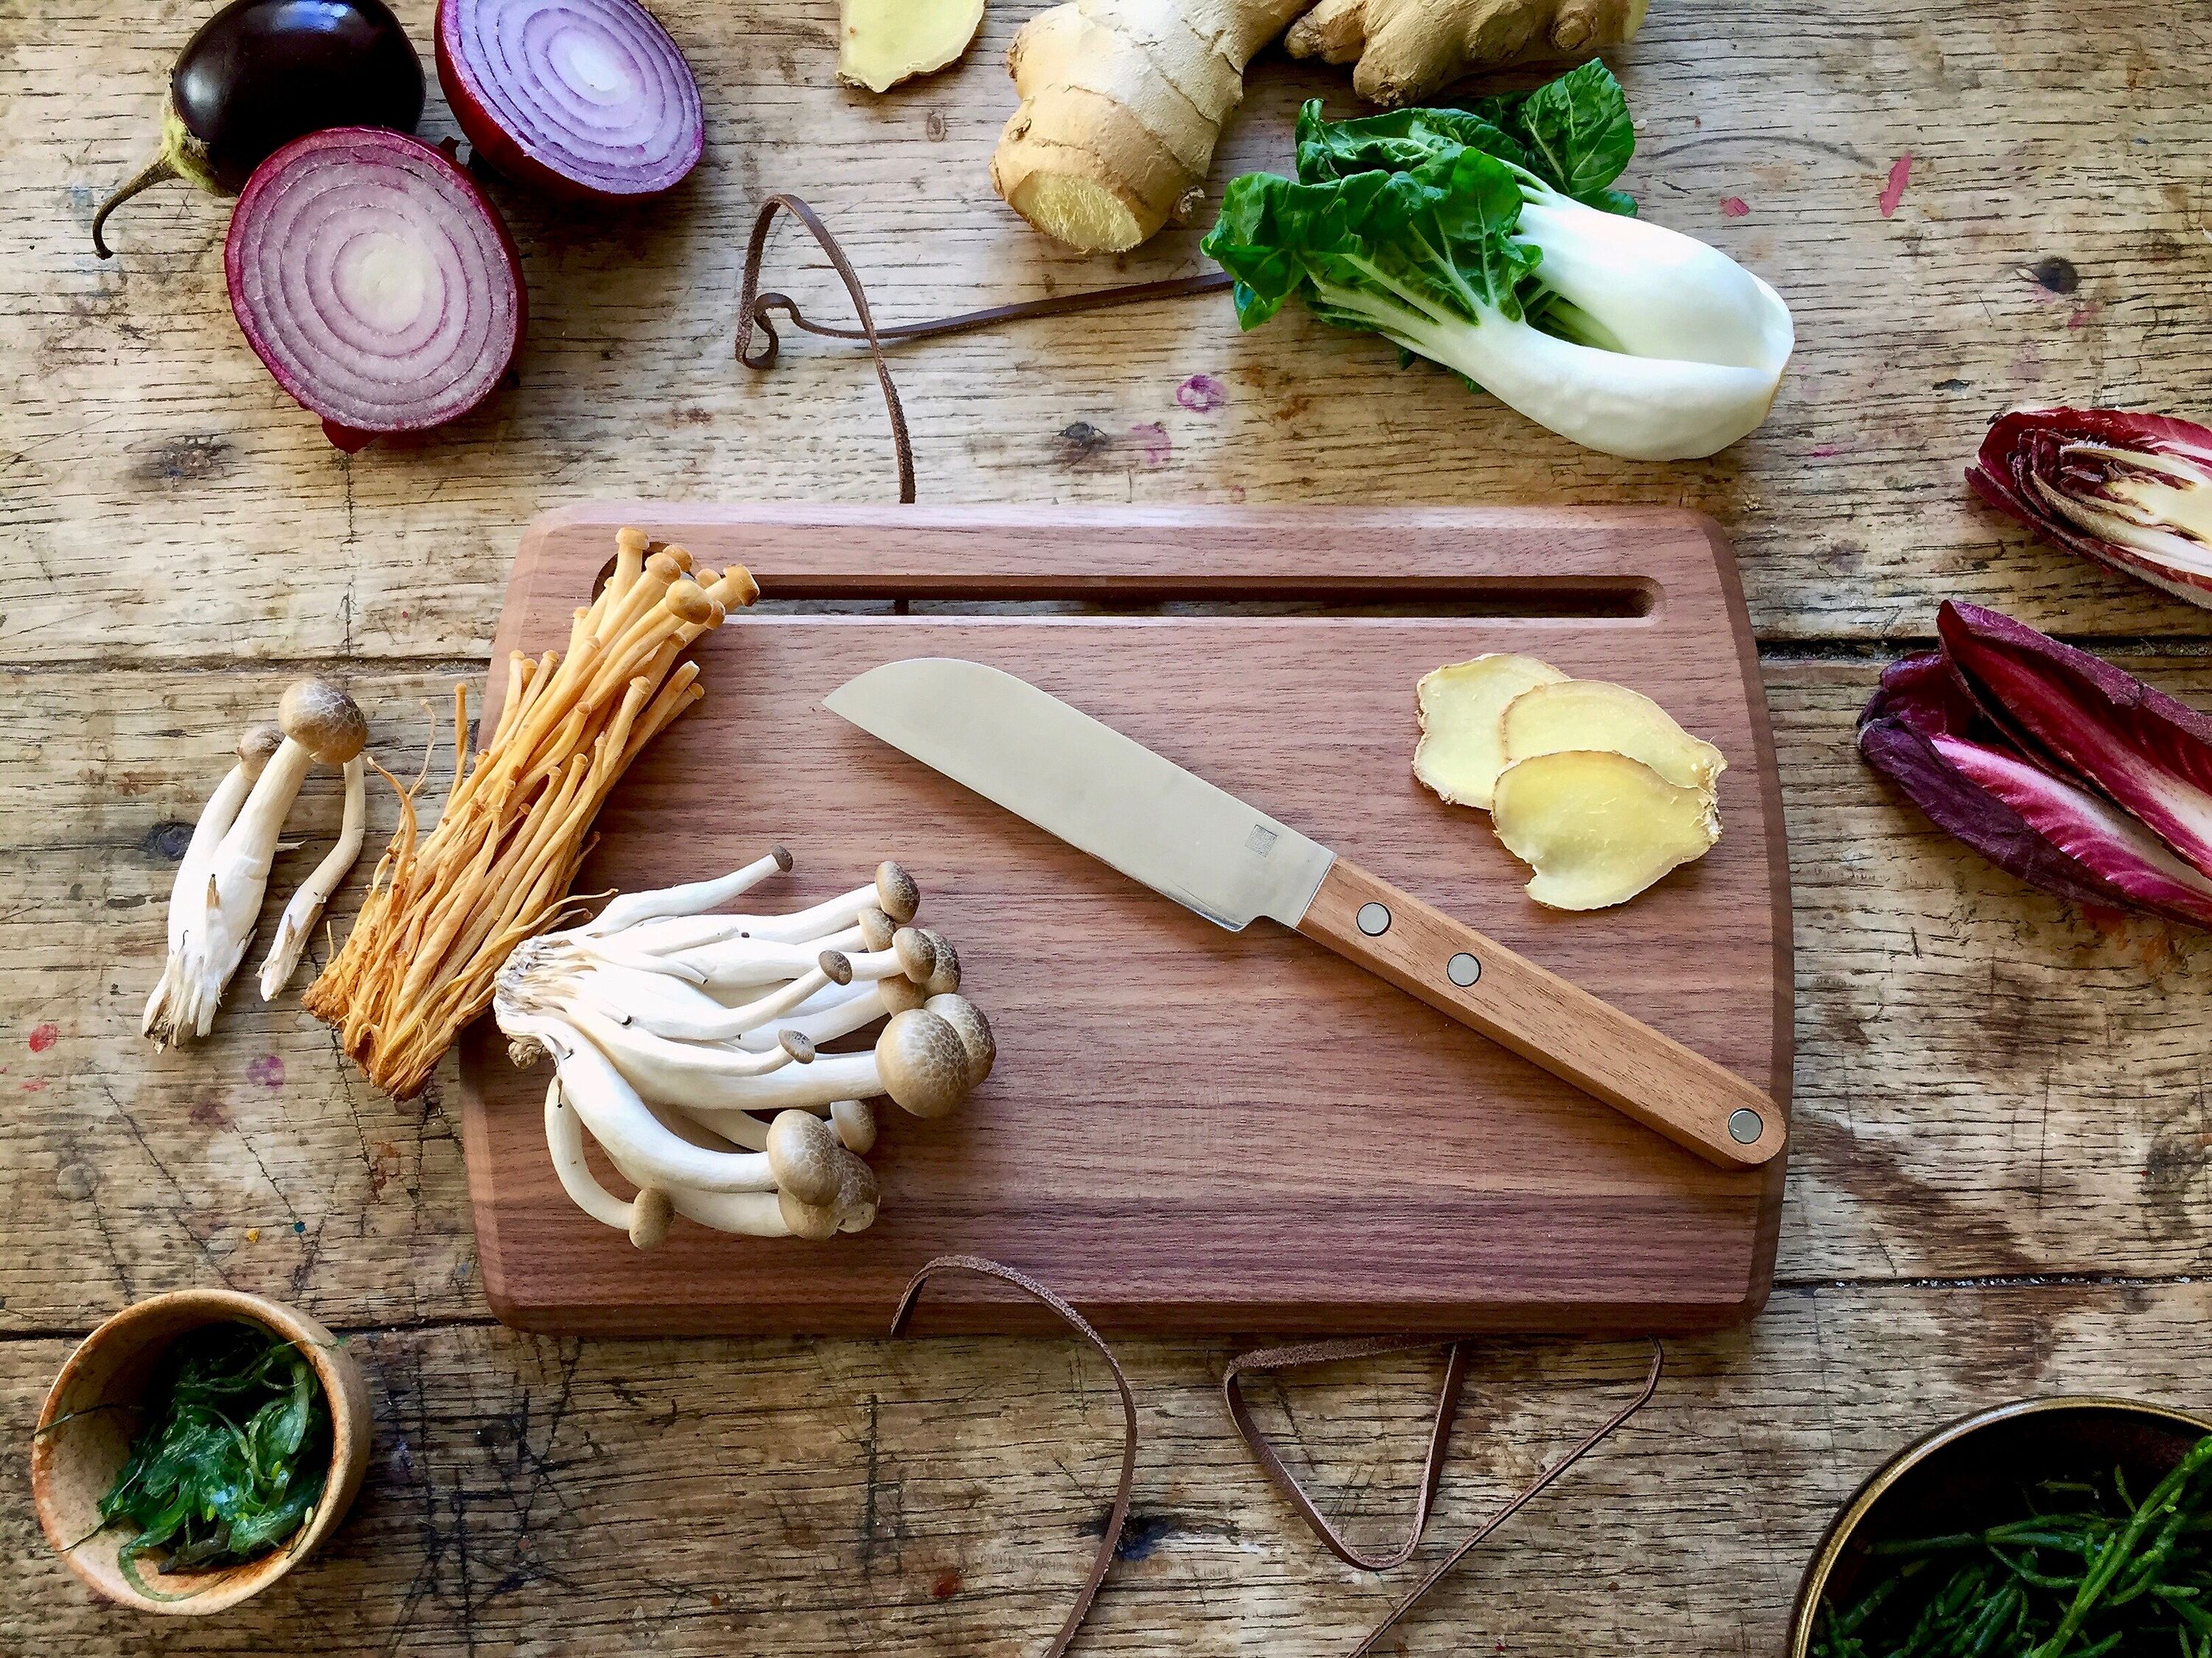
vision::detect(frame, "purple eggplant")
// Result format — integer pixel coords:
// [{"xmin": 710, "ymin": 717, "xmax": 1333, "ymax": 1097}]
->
[{"xmin": 93, "ymin": 0, "xmax": 425, "ymax": 258}]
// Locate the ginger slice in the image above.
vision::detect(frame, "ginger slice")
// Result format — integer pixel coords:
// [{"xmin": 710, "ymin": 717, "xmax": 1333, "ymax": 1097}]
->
[
  {"xmin": 1413, "ymin": 653, "xmax": 1569, "ymax": 811},
  {"xmin": 838, "ymin": 0, "xmax": 987, "ymax": 94},
  {"xmin": 1491, "ymin": 750, "xmax": 1719, "ymax": 910},
  {"xmin": 1500, "ymin": 679, "xmax": 1726, "ymax": 797}
]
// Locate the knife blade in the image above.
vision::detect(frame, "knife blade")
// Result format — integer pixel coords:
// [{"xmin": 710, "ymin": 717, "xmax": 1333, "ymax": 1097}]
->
[{"xmin": 826, "ymin": 658, "xmax": 1782, "ymax": 1169}]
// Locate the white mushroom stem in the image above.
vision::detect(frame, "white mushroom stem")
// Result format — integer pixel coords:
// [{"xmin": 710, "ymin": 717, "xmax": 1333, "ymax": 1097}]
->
[
  {"xmin": 650, "ymin": 860, "xmax": 920, "ymax": 951},
  {"xmin": 591, "ymin": 933, "xmax": 846, "ymax": 993},
  {"xmin": 732, "ymin": 977, "xmax": 921, "ymax": 1052},
  {"xmin": 559, "ymin": 1002, "xmax": 815, "ymax": 1106},
  {"xmin": 582, "ymin": 845, "xmax": 791, "ymax": 937},
  {"xmin": 608, "ymin": 912, "xmax": 869, "ymax": 960},
  {"xmin": 508, "ymin": 1013, "xmax": 785, "ymax": 1193},
  {"xmin": 161, "ymin": 723, "xmax": 278, "ymax": 962},
  {"xmin": 257, "ymin": 754, "xmax": 366, "ymax": 1000},
  {"xmin": 144, "ymin": 680, "xmax": 366, "ymax": 1048},
  {"xmin": 684, "ymin": 1004, "xmax": 983, "ymax": 1121},
  {"xmin": 580, "ymin": 953, "xmax": 854, "ymax": 1044}
]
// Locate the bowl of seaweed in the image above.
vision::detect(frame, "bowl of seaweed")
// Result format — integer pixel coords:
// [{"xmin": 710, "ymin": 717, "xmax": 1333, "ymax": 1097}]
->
[
  {"xmin": 32, "ymin": 1288, "xmax": 370, "ymax": 1613},
  {"xmin": 1791, "ymin": 1395, "xmax": 2212, "ymax": 1658}
]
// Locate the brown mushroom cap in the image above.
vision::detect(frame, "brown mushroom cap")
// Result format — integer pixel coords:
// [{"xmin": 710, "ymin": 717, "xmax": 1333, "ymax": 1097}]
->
[
  {"xmin": 830, "ymin": 1098, "xmax": 877, "ymax": 1154},
  {"xmin": 770, "ymin": 844, "xmax": 794, "ymax": 873},
  {"xmin": 877, "ymin": 975, "xmax": 926, "ymax": 1016},
  {"xmin": 916, "ymin": 929, "xmax": 961, "ymax": 996},
  {"xmin": 925, "ymin": 993, "xmax": 995, "ymax": 1089},
  {"xmin": 778, "ymin": 1029, "xmax": 818, "ymax": 1064},
  {"xmin": 279, "ymin": 678, "xmax": 368, "ymax": 766},
  {"xmin": 874, "ymin": 1008, "xmax": 973, "ymax": 1119},
  {"xmin": 855, "ymin": 905, "xmax": 895, "ymax": 953},
  {"xmin": 832, "ymin": 1151, "xmax": 880, "ymax": 1234},
  {"xmin": 818, "ymin": 949, "xmax": 855, "ymax": 988},
  {"xmin": 628, "ymin": 1187, "xmax": 673, "ymax": 1250},
  {"xmin": 765, "ymin": 1109, "xmax": 843, "ymax": 1207},
  {"xmin": 875, "ymin": 860, "xmax": 920, "ymax": 925},
  {"xmin": 891, "ymin": 927, "xmax": 936, "ymax": 983},
  {"xmin": 664, "ymin": 544, "xmax": 695, "ymax": 574},
  {"xmin": 616, "ymin": 526, "xmax": 650, "ymax": 557},
  {"xmin": 237, "ymin": 721, "xmax": 285, "ymax": 776},
  {"xmin": 777, "ymin": 1186, "xmax": 841, "ymax": 1241}
]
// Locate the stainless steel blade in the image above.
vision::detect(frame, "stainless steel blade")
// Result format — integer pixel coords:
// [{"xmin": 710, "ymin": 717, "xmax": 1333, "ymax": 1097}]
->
[{"xmin": 825, "ymin": 659, "xmax": 1336, "ymax": 932}]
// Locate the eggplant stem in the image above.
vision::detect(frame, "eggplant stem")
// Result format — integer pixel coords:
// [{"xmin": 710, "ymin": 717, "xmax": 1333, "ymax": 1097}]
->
[{"xmin": 92, "ymin": 155, "xmax": 179, "ymax": 259}]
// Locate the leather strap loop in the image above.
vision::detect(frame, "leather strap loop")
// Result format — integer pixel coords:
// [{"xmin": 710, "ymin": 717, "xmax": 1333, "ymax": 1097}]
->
[
  {"xmin": 735, "ymin": 192, "xmax": 1231, "ymax": 507},
  {"xmin": 1224, "ymin": 1336, "xmax": 1471, "ymax": 1572},
  {"xmin": 1225, "ymin": 1337, "xmax": 1666, "ymax": 1657},
  {"xmin": 891, "ymin": 1255, "xmax": 1138, "ymax": 1658}
]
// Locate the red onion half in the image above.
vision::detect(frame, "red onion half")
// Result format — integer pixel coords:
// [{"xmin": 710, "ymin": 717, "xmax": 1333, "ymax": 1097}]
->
[
  {"xmin": 437, "ymin": 0, "xmax": 703, "ymax": 202},
  {"xmin": 226, "ymin": 128, "xmax": 524, "ymax": 452}
]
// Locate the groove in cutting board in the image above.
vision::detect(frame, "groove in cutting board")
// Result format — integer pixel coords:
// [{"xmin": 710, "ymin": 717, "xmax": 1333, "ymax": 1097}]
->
[{"xmin": 462, "ymin": 504, "xmax": 1792, "ymax": 1336}]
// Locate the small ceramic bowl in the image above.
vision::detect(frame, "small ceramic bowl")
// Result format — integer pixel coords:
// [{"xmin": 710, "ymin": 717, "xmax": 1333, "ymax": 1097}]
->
[
  {"xmin": 1788, "ymin": 1395, "xmax": 2212, "ymax": 1656},
  {"xmin": 30, "ymin": 1288, "xmax": 372, "ymax": 1614}
]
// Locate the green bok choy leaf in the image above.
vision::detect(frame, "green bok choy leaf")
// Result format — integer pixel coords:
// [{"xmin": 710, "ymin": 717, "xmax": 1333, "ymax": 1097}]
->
[{"xmin": 1200, "ymin": 64, "xmax": 1793, "ymax": 462}]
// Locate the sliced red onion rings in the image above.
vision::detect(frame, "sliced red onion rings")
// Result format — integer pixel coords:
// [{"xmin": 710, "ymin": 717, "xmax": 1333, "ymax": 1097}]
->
[
  {"xmin": 225, "ymin": 127, "xmax": 524, "ymax": 451},
  {"xmin": 437, "ymin": 0, "xmax": 703, "ymax": 201}
]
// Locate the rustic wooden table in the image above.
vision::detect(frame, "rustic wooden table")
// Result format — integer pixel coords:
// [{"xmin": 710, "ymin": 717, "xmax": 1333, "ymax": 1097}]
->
[{"xmin": 7, "ymin": 1, "xmax": 2211, "ymax": 1651}]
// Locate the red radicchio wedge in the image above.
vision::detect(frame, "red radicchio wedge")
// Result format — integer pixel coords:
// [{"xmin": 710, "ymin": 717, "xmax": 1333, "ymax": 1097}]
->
[
  {"xmin": 1937, "ymin": 600, "xmax": 2212, "ymax": 878},
  {"xmin": 1966, "ymin": 406, "xmax": 2212, "ymax": 608},
  {"xmin": 1856, "ymin": 713, "xmax": 2166, "ymax": 915}
]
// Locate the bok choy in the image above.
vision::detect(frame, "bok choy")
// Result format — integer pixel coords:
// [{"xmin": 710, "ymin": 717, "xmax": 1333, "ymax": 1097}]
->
[{"xmin": 1199, "ymin": 64, "xmax": 1793, "ymax": 461}]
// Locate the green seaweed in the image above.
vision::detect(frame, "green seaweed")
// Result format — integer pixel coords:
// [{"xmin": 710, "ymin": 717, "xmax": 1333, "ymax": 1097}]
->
[
  {"xmin": 86, "ymin": 1321, "xmax": 330, "ymax": 1598},
  {"xmin": 1815, "ymin": 1436, "xmax": 2212, "ymax": 1658}
]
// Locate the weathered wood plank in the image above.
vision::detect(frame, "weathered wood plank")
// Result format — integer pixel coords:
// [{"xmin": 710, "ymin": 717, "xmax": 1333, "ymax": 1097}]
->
[
  {"xmin": 8, "ymin": 1, "xmax": 2212, "ymax": 665},
  {"xmin": 9, "ymin": 1281, "xmax": 2212, "ymax": 1654},
  {"xmin": 7, "ymin": 661, "xmax": 2212, "ymax": 1333}
]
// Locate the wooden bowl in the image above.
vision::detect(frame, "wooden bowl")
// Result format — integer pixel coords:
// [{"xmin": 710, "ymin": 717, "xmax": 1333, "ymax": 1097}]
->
[
  {"xmin": 1788, "ymin": 1395, "xmax": 2212, "ymax": 1656},
  {"xmin": 30, "ymin": 1289, "xmax": 372, "ymax": 1614}
]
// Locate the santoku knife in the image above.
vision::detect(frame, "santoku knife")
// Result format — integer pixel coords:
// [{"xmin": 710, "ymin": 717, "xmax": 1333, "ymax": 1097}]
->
[{"xmin": 826, "ymin": 658, "xmax": 1782, "ymax": 1169}]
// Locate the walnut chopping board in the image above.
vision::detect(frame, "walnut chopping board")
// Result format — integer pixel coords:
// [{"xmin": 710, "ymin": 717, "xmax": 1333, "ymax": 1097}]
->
[{"xmin": 460, "ymin": 504, "xmax": 1792, "ymax": 1336}]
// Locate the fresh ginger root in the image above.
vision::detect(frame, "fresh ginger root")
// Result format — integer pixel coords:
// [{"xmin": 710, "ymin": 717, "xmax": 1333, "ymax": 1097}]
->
[
  {"xmin": 839, "ymin": 0, "xmax": 988, "ymax": 94},
  {"xmin": 1286, "ymin": 0, "xmax": 1648, "ymax": 107},
  {"xmin": 991, "ymin": 0, "xmax": 1315, "ymax": 253}
]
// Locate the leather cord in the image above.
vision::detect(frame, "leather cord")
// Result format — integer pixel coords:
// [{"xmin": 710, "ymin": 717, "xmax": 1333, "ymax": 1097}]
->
[
  {"xmin": 1225, "ymin": 1336, "xmax": 1472, "ymax": 1572},
  {"xmin": 735, "ymin": 192, "xmax": 1232, "ymax": 506},
  {"xmin": 891, "ymin": 1255, "xmax": 1138, "ymax": 1658},
  {"xmin": 1226, "ymin": 1337, "xmax": 1666, "ymax": 1657}
]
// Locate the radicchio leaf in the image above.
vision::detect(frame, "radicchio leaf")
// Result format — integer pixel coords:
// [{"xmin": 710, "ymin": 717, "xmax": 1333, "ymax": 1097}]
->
[
  {"xmin": 1937, "ymin": 600, "xmax": 2212, "ymax": 878},
  {"xmin": 1860, "ymin": 650, "xmax": 1987, "ymax": 739},
  {"xmin": 1857, "ymin": 715, "xmax": 2149, "ymax": 915},
  {"xmin": 1929, "ymin": 730, "xmax": 2212, "ymax": 929},
  {"xmin": 1966, "ymin": 406, "xmax": 2212, "ymax": 608}
]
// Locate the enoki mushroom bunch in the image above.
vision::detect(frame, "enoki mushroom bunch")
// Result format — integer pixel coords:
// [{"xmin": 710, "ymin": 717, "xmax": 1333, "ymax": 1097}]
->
[
  {"xmin": 305, "ymin": 529, "xmax": 758, "ymax": 1100},
  {"xmin": 492, "ymin": 850, "xmax": 995, "ymax": 1247},
  {"xmin": 144, "ymin": 678, "xmax": 369, "ymax": 1049}
]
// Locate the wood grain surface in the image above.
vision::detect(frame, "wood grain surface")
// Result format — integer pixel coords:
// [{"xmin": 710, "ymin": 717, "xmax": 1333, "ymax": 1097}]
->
[
  {"xmin": 463, "ymin": 505, "xmax": 1788, "ymax": 1333},
  {"xmin": 9, "ymin": 0, "xmax": 2212, "ymax": 1651}
]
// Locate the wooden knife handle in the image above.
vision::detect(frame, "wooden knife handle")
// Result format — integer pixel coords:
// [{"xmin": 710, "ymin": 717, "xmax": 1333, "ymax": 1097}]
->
[{"xmin": 1297, "ymin": 860, "xmax": 1784, "ymax": 1169}]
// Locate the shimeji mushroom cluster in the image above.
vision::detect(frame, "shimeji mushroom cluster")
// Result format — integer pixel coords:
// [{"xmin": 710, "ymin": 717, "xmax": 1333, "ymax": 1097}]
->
[
  {"xmin": 493, "ymin": 850, "xmax": 995, "ymax": 1247},
  {"xmin": 144, "ymin": 678, "xmax": 370, "ymax": 1049}
]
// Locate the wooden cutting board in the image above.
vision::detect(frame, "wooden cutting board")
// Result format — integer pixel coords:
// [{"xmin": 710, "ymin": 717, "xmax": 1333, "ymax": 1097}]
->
[{"xmin": 460, "ymin": 504, "xmax": 1791, "ymax": 1336}]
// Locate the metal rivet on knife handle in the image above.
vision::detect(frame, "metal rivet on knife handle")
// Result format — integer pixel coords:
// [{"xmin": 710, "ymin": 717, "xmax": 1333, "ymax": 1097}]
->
[
  {"xmin": 1356, "ymin": 903, "xmax": 1392, "ymax": 937},
  {"xmin": 1446, "ymin": 952, "xmax": 1481, "ymax": 988},
  {"xmin": 1728, "ymin": 1109, "xmax": 1764, "ymax": 1145}
]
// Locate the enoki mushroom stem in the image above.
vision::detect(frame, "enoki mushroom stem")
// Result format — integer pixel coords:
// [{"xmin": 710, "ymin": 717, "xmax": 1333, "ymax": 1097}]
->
[{"xmin": 302, "ymin": 530, "xmax": 756, "ymax": 1098}]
